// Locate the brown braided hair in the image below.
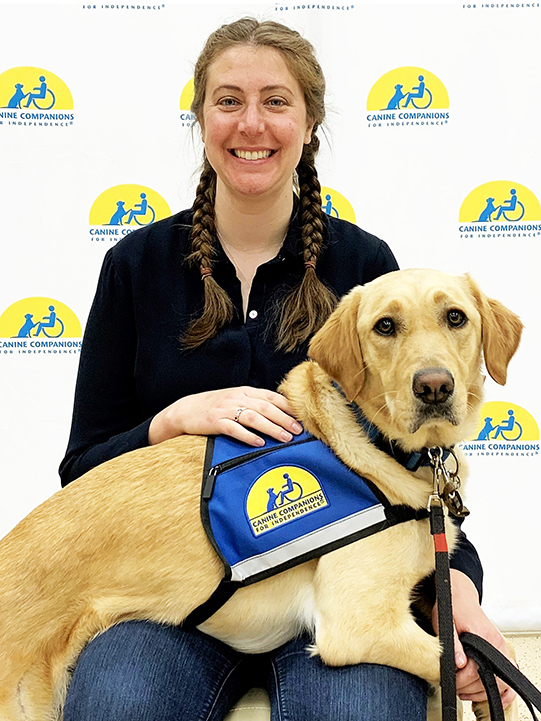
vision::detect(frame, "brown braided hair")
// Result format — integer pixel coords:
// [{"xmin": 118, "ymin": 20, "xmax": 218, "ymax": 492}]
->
[
  {"xmin": 183, "ymin": 17, "xmax": 337, "ymax": 351},
  {"xmin": 183, "ymin": 158, "xmax": 235, "ymax": 349}
]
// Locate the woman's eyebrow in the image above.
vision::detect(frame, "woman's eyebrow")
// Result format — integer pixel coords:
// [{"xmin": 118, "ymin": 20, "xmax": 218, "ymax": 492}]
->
[
  {"xmin": 212, "ymin": 84, "xmax": 243, "ymax": 93},
  {"xmin": 211, "ymin": 84, "xmax": 294, "ymax": 94},
  {"xmin": 260, "ymin": 85, "xmax": 293, "ymax": 93}
]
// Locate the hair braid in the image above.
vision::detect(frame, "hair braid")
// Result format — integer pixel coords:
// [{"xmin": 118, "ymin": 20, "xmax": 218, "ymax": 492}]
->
[
  {"xmin": 276, "ymin": 136, "xmax": 338, "ymax": 352},
  {"xmin": 183, "ymin": 160, "xmax": 235, "ymax": 349}
]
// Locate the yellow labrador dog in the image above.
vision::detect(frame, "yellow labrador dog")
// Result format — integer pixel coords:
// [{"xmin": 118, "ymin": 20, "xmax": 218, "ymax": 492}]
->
[{"xmin": 0, "ymin": 269, "xmax": 523, "ymax": 721}]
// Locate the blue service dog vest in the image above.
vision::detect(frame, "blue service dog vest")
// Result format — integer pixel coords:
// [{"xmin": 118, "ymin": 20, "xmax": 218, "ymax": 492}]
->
[{"xmin": 186, "ymin": 431, "xmax": 429, "ymax": 626}]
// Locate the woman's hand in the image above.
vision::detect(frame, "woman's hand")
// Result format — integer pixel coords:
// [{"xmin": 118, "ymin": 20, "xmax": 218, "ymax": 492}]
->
[
  {"xmin": 148, "ymin": 386, "xmax": 303, "ymax": 446},
  {"xmin": 432, "ymin": 569, "xmax": 516, "ymax": 708}
]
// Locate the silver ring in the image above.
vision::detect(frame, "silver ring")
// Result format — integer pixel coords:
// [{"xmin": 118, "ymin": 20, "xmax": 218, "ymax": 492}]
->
[{"xmin": 234, "ymin": 407, "xmax": 247, "ymax": 423}]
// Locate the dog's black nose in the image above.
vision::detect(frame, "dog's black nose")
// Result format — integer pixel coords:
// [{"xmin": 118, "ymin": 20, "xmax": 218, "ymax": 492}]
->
[{"xmin": 413, "ymin": 368, "xmax": 455, "ymax": 405}]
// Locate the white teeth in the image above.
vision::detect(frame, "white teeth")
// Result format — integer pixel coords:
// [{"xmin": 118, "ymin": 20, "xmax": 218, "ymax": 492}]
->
[{"xmin": 234, "ymin": 149, "xmax": 272, "ymax": 160}]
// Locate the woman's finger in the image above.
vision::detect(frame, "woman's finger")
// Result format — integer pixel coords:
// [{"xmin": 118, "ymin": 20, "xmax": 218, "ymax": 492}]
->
[{"xmin": 237, "ymin": 402, "xmax": 302, "ymax": 437}]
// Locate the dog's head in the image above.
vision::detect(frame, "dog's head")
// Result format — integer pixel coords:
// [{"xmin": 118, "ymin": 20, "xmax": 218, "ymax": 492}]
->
[{"xmin": 308, "ymin": 269, "xmax": 523, "ymax": 450}]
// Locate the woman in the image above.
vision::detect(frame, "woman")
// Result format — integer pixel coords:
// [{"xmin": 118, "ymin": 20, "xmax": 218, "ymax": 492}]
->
[{"xmin": 60, "ymin": 17, "xmax": 513, "ymax": 721}]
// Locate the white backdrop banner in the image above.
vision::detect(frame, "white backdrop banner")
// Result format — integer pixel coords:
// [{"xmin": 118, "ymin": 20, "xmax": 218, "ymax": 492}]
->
[{"xmin": 0, "ymin": 1, "xmax": 540, "ymax": 631}]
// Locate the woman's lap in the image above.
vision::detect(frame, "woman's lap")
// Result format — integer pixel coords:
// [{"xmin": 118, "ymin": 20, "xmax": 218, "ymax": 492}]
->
[
  {"xmin": 268, "ymin": 635, "xmax": 428, "ymax": 721},
  {"xmin": 63, "ymin": 621, "xmax": 428, "ymax": 721},
  {"xmin": 63, "ymin": 621, "xmax": 253, "ymax": 721}
]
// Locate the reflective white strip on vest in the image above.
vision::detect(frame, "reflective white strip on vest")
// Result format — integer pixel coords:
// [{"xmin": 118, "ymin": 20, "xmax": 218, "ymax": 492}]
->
[{"xmin": 230, "ymin": 503, "xmax": 386, "ymax": 583}]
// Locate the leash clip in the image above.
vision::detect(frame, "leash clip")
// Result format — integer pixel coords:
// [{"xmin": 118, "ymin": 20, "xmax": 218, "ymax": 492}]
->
[{"xmin": 427, "ymin": 447, "xmax": 469, "ymax": 518}]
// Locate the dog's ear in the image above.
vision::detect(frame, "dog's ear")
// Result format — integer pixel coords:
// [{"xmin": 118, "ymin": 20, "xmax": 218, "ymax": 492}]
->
[
  {"xmin": 308, "ymin": 286, "xmax": 365, "ymax": 400},
  {"xmin": 465, "ymin": 274, "xmax": 523, "ymax": 385}
]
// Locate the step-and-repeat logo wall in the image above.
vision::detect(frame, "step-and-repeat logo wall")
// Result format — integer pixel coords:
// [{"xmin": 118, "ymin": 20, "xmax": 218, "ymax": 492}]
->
[{"xmin": 1, "ymin": 1, "xmax": 540, "ymax": 629}]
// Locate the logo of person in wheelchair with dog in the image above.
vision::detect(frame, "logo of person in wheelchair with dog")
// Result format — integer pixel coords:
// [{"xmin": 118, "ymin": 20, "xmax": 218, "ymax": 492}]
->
[
  {"xmin": 458, "ymin": 181, "xmax": 541, "ymax": 236},
  {"xmin": 466, "ymin": 401, "xmax": 539, "ymax": 453},
  {"xmin": 246, "ymin": 466, "xmax": 329, "ymax": 536},
  {"xmin": 385, "ymin": 74, "xmax": 433, "ymax": 110},
  {"xmin": 0, "ymin": 297, "xmax": 81, "ymax": 344},
  {"xmin": 0, "ymin": 67, "xmax": 73, "ymax": 111},
  {"xmin": 17, "ymin": 305, "xmax": 65, "ymax": 338},
  {"xmin": 89, "ymin": 184, "xmax": 171, "ymax": 236},
  {"xmin": 366, "ymin": 66, "xmax": 449, "ymax": 115}
]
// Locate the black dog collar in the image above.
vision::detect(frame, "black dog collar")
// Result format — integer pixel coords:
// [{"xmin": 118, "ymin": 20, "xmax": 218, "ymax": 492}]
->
[{"xmin": 331, "ymin": 381, "xmax": 452, "ymax": 472}]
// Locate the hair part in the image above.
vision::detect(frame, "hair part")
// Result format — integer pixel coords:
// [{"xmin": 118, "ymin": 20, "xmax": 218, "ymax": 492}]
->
[{"xmin": 183, "ymin": 17, "xmax": 337, "ymax": 352}]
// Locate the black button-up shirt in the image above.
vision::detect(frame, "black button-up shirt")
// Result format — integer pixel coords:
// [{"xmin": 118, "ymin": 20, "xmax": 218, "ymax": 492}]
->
[{"xmin": 60, "ymin": 205, "xmax": 398, "ymax": 484}]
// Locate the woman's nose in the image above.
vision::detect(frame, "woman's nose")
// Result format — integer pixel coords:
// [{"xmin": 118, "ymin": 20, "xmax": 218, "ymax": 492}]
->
[{"xmin": 238, "ymin": 103, "xmax": 265, "ymax": 136}]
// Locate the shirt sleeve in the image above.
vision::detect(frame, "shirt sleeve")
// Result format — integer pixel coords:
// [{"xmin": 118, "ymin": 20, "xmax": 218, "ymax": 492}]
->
[
  {"xmin": 449, "ymin": 519, "xmax": 484, "ymax": 600},
  {"xmin": 59, "ymin": 250, "xmax": 151, "ymax": 486},
  {"xmin": 365, "ymin": 237, "xmax": 400, "ymax": 281}
]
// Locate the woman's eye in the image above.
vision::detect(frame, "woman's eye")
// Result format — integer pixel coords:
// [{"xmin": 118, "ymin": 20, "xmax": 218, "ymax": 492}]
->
[
  {"xmin": 267, "ymin": 97, "xmax": 286, "ymax": 107},
  {"xmin": 374, "ymin": 317, "xmax": 395, "ymax": 336},
  {"xmin": 447, "ymin": 309, "xmax": 468, "ymax": 328},
  {"xmin": 219, "ymin": 97, "xmax": 239, "ymax": 108}
]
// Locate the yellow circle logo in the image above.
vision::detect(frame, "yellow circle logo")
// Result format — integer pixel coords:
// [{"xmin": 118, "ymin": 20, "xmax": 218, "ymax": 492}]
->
[
  {"xmin": 0, "ymin": 298, "xmax": 81, "ymax": 339},
  {"xmin": 459, "ymin": 181, "xmax": 541, "ymax": 223},
  {"xmin": 367, "ymin": 67, "xmax": 449, "ymax": 111},
  {"xmin": 471, "ymin": 402, "xmax": 539, "ymax": 442},
  {"xmin": 246, "ymin": 465, "xmax": 328, "ymax": 536},
  {"xmin": 89, "ymin": 185, "xmax": 171, "ymax": 227},
  {"xmin": 320, "ymin": 187, "xmax": 356, "ymax": 223},
  {"xmin": 0, "ymin": 67, "xmax": 73, "ymax": 110},
  {"xmin": 179, "ymin": 77, "xmax": 194, "ymax": 111}
]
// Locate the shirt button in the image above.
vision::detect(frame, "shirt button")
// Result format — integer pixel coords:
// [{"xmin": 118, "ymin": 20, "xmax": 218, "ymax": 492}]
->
[{"xmin": 248, "ymin": 310, "xmax": 258, "ymax": 319}]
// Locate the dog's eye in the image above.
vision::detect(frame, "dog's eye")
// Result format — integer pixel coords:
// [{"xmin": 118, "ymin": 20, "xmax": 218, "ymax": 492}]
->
[
  {"xmin": 447, "ymin": 309, "xmax": 468, "ymax": 328},
  {"xmin": 374, "ymin": 317, "xmax": 395, "ymax": 336}
]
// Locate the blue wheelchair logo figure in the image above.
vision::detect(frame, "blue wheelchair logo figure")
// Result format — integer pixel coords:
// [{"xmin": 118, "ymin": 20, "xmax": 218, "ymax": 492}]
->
[
  {"xmin": 266, "ymin": 472, "xmax": 304, "ymax": 512},
  {"xmin": 386, "ymin": 75, "xmax": 433, "ymax": 110},
  {"xmin": 7, "ymin": 75, "xmax": 55, "ymax": 110},
  {"xmin": 322, "ymin": 193, "xmax": 339, "ymax": 218},
  {"xmin": 477, "ymin": 409, "xmax": 523, "ymax": 441},
  {"xmin": 16, "ymin": 306, "xmax": 65, "ymax": 338},
  {"xmin": 476, "ymin": 189, "xmax": 525, "ymax": 222},
  {"xmin": 108, "ymin": 193, "xmax": 156, "ymax": 226}
]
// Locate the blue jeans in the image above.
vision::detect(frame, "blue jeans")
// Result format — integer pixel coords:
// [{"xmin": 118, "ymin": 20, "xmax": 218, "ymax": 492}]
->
[{"xmin": 64, "ymin": 621, "xmax": 428, "ymax": 721}]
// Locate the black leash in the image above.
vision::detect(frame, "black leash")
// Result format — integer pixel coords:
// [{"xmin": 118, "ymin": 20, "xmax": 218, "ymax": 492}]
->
[
  {"xmin": 430, "ymin": 498, "xmax": 457, "ymax": 720},
  {"xmin": 459, "ymin": 633, "xmax": 541, "ymax": 720},
  {"xmin": 428, "ymin": 446, "xmax": 464, "ymax": 721},
  {"xmin": 428, "ymin": 446, "xmax": 541, "ymax": 721}
]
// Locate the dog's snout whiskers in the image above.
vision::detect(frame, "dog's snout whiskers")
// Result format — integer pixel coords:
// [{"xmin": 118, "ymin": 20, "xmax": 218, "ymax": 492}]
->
[{"xmin": 412, "ymin": 368, "xmax": 455, "ymax": 405}]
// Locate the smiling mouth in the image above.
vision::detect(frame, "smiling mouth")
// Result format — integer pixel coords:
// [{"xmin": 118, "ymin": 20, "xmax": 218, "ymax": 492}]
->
[{"xmin": 230, "ymin": 149, "xmax": 274, "ymax": 160}]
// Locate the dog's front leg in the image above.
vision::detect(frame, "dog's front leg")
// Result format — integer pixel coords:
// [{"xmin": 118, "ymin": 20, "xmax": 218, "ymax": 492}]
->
[{"xmin": 311, "ymin": 522, "xmax": 442, "ymax": 684}]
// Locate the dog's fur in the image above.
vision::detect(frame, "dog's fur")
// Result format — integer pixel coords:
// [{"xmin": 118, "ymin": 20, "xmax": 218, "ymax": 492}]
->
[{"xmin": 0, "ymin": 269, "xmax": 523, "ymax": 721}]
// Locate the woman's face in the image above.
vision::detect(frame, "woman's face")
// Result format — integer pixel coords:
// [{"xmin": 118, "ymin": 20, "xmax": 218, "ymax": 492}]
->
[{"xmin": 201, "ymin": 44, "xmax": 314, "ymax": 202}]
